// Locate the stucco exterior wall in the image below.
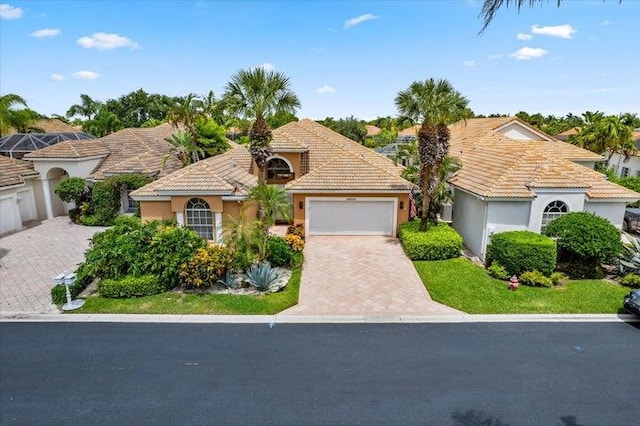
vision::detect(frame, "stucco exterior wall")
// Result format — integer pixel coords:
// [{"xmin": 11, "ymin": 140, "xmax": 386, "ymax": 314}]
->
[
  {"xmin": 31, "ymin": 158, "xmax": 104, "ymax": 180},
  {"xmin": 584, "ymin": 201, "xmax": 627, "ymax": 229},
  {"xmin": 608, "ymin": 153, "xmax": 640, "ymax": 178},
  {"xmin": 170, "ymin": 195, "xmax": 223, "ymax": 212},
  {"xmin": 292, "ymin": 192, "xmax": 410, "ymax": 233},
  {"xmin": 451, "ymin": 190, "xmax": 488, "ymax": 259},
  {"xmin": 139, "ymin": 201, "xmax": 174, "ymax": 222},
  {"xmin": 221, "ymin": 200, "xmax": 257, "ymax": 228},
  {"xmin": 527, "ymin": 190, "xmax": 586, "ymax": 232},
  {"xmin": 486, "ymin": 201, "xmax": 531, "ymax": 236}
]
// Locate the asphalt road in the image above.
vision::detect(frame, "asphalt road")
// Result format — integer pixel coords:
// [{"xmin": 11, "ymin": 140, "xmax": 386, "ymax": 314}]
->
[{"xmin": 0, "ymin": 322, "xmax": 638, "ymax": 426}]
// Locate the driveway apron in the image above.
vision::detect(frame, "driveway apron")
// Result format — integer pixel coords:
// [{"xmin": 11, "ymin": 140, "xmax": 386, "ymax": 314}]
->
[
  {"xmin": 283, "ymin": 236, "xmax": 461, "ymax": 315},
  {"xmin": 0, "ymin": 218, "xmax": 105, "ymax": 314}
]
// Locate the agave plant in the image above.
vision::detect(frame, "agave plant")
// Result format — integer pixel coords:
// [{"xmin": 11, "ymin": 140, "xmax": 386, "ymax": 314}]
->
[
  {"xmin": 619, "ymin": 232, "xmax": 640, "ymax": 275},
  {"xmin": 216, "ymin": 271, "xmax": 240, "ymax": 289},
  {"xmin": 243, "ymin": 262, "xmax": 279, "ymax": 291}
]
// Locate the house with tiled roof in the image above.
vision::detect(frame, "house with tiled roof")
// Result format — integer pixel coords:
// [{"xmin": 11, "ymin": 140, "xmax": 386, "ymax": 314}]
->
[
  {"xmin": 606, "ymin": 130, "xmax": 640, "ymax": 178},
  {"xmin": 0, "ymin": 156, "xmax": 43, "ymax": 234},
  {"xmin": 22, "ymin": 123, "xmax": 181, "ymax": 220},
  {"xmin": 444, "ymin": 118, "xmax": 638, "ymax": 260},
  {"xmin": 132, "ymin": 119, "xmax": 414, "ymax": 242}
]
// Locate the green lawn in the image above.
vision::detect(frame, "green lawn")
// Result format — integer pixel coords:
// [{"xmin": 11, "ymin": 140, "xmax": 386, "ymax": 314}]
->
[
  {"xmin": 72, "ymin": 267, "xmax": 301, "ymax": 315},
  {"xmin": 414, "ymin": 258, "xmax": 630, "ymax": 314}
]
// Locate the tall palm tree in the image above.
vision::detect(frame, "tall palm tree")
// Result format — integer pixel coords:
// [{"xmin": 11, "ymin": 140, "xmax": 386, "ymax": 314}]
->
[
  {"xmin": 83, "ymin": 108, "xmax": 123, "ymax": 137},
  {"xmin": 163, "ymin": 129, "xmax": 204, "ymax": 167},
  {"xmin": 223, "ymin": 67, "xmax": 301, "ymax": 184},
  {"xmin": 0, "ymin": 93, "xmax": 28, "ymax": 136},
  {"xmin": 166, "ymin": 93, "xmax": 206, "ymax": 144},
  {"xmin": 66, "ymin": 94, "xmax": 102, "ymax": 120},
  {"xmin": 11, "ymin": 109, "xmax": 45, "ymax": 133},
  {"xmin": 395, "ymin": 78, "xmax": 470, "ymax": 231}
]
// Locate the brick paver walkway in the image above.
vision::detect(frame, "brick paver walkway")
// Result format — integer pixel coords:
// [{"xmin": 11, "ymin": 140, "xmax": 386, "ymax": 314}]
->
[
  {"xmin": 282, "ymin": 236, "xmax": 461, "ymax": 315},
  {"xmin": 0, "ymin": 218, "xmax": 105, "ymax": 314}
]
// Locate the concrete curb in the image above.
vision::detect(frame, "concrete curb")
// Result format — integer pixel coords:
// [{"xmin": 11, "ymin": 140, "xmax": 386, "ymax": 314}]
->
[{"xmin": 1, "ymin": 312, "xmax": 638, "ymax": 324}]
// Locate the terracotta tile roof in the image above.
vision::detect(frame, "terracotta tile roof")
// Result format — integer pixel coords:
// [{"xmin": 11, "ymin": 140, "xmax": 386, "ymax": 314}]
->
[
  {"xmin": 0, "ymin": 156, "xmax": 39, "ymax": 188},
  {"xmin": 398, "ymin": 125, "xmax": 418, "ymax": 138},
  {"xmin": 365, "ymin": 125, "xmax": 381, "ymax": 137},
  {"xmin": 24, "ymin": 139, "xmax": 110, "ymax": 159},
  {"xmin": 131, "ymin": 147, "xmax": 256, "ymax": 197},
  {"xmin": 449, "ymin": 138, "xmax": 637, "ymax": 200},
  {"xmin": 34, "ymin": 118, "xmax": 79, "ymax": 133}
]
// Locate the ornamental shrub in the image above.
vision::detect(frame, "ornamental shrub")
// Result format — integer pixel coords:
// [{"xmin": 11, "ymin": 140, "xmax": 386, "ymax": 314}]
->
[
  {"xmin": 487, "ymin": 231, "xmax": 556, "ymax": 276},
  {"xmin": 519, "ymin": 270, "xmax": 553, "ymax": 288},
  {"xmin": 99, "ymin": 275, "xmax": 164, "ymax": 298},
  {"xmin": 179, "ymin": 245, "xmax": 232, "ymax": 289},
  {"xmin": 619, "ymin": 273, "xmax": 640, "ymax": 288},
  {"xmin": 54, "ymin": 177, "xmax": 87, "ymax": 203},
  {"xmin": 266, "ymin": 236, "xmax": 295, "ymax": 268},
  {"xmin": 487, "ymin": 261, "xmax": 510, "ymax": 280},
  {"xmin": 543, "ymin": 212, "xmax": 622, "ymax": 278},
  {"xmin": 286, "ymin": 224, "xmax": 305, "ymax": 239},
  {"xmin": 399, "ymin": 220, "xmax": 462, "ymax": 261},
  {"xmin": 550, "ymin": 272, "xmax": 568, "ymax": 286},
  {"xmin": 284, "ymin": 234, "xmax": 305, "ymax": 252}
]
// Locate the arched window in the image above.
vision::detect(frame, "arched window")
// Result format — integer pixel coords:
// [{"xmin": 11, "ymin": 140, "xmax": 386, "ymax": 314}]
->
[
  {"xmin": 185, "ymin": 198, "xmax": 213, "ymax": 240},
  {"xmin": 267, "ymin": 157, "xmax": 293, "ymax": 179},
  {"xmin": 541, "ymin": 200, "xmax": 568, "ymax": 231}
]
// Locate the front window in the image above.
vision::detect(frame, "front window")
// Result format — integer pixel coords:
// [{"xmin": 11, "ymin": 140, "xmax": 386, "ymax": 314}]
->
[
  {"xmin": 267, "ymin": 158, "xmax": 293, "ymax": 180},
  {"xmin": 125, "ymin": 191, "xmax": 137, "ymax": 213},
  {"xmin": 185, "ymin": 198, "xmax": 214, "ymax": 240},
  {"xmin": 621, "ymin": 167, "xmax": 630, "ymax": 178},
  {"xmin": 541, "ymin": 200, "xmax": 568, "ymax": 231}
]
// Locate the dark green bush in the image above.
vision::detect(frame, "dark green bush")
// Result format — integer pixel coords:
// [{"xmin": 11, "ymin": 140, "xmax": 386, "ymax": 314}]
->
[
  {"xmin": 399, "ymin": 220, "xmax": 462, "ymax": 261},
  {"xmin": 487, "ymin": 231, "xmax": 556, "ymax": 276},
  {"xmin": 54, "ymin": 177, "xmax": 86, "ymax": 203},
  {"xmin": 487, "ymin": 261, "xmax": 510, "ymax": 280},
  {"xmin": 266, "ymin": 236, "xmax": 295, "ymax": 267},
  {"xmin": 543, "ymin": 212, "xmax": 622, "ymax": 279},
  {"xmin": 619, "ymin": 273, "xmax": 640, "ymax": 288},
  {"xmin": 99, "ymin": 275, "xmax": 164, "ymax": 298},
  {"xmin": 51, "ymin": 266, "xmax": 93, "ymax": 305},
  {"xmin": 519, "ymin": 270, "xmax": 553, "ymax": 288}
]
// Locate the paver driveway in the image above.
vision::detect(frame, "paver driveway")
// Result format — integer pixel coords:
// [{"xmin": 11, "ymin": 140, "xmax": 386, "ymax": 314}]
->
[
  {"xmin": 0, "ymin": 217, "xmax": 105, "ymax": 314},
  {"xmin": 282, "ymin": 236, "xmax": 461, "ymax": 316}
]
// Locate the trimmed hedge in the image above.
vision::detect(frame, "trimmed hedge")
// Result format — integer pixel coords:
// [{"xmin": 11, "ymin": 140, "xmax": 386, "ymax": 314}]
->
[
  {"xmin": 487, "ymin": 231, "xmax": 556, "ymax": 276},
  {"xmin": 99, "ymin": 275, "xmax": 164, "ymax": 298},
  {"xmin": 399, "ymin": 220, "xmax": 462, "ymax": 261}
]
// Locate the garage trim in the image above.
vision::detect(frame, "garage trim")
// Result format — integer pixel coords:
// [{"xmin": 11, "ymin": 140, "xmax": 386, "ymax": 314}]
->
[{"xmin": 305, "ymin": 196, "xmax": 398, "ymax": 236}]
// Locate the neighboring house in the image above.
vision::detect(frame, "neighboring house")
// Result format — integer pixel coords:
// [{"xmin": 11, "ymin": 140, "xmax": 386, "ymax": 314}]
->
[
  {"xmin": 365, "ymin": 125, "xmax": 382, "ymax": 137},
  {"xmin": 555, "ymin": 127, "xmax": 581, "ymax": 141},
  {"xmin": 376, "ymin": 126, "xmax": 419, "ymax": 164},
  {"xmin": 22, "ymin": 123, "xmax": 182, "ymax": 220},
  {"xmin": 0, "ymin": 156, "xmax": 44, "ymax": 235},
  {"xmin": 0, "ymin": 119, "xmax": 95, "ymax": 160},
  {"xmin": 607, "ymin": 131, "xmax": 640, "ymax": 178},
  {"xmin": 131, "ymin": 119, "xmax": 414, "ymax": 242},
  {"xmin": 445, "ymin": 117, "xmax": 639, "ymax": 260}
]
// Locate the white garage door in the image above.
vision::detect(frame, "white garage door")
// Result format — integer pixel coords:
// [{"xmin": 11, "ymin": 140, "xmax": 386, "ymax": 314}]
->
[
  {"xmin": 0, "ymin": 196, "xmax": 20, "ymax": 234},
  {"xmin": 307, "ymin": 198, "xmax": 396, "ymax": 236}
]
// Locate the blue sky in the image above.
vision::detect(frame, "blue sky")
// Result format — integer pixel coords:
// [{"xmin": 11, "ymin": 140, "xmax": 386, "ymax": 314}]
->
[{"xmin": 1, "ymin": 0, "xmax": 639, "ymax": 120}]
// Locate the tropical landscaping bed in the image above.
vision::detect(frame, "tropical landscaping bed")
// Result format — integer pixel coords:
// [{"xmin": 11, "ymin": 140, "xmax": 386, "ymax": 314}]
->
[{"xmin": 415, "ymin": 258, "xmax": 630, "ymax": 314}]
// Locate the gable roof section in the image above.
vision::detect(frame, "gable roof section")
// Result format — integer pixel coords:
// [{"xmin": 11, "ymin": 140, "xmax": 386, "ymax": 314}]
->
[
  {"xmin": 23, "ymin": 138, "xmax": 110, "ymax": 159},
  {"xmin": 131, "ymin": 147, "xmax": 256, "ymax": 197},
  {"xmin": 0, "ymin": 156, "xmax": 39, "ymax": 188}
]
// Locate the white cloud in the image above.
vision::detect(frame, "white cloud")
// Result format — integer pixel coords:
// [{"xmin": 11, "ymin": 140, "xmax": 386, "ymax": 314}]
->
[
  {"xmin": 516, "ymin": 33, "xmax": 533, "ymax": 41},
  {"xmin": 30, "ymin": 28, "xmax": 60, "ymax": 38},
  {"xmin": 73, "ymin": 70, "xmax": 100, "ymax": 80},
  {"xmin": 600, "ymin": 20, "xmax": 612, "ymax": 26},
  {"xmin": 76, "ymin": 32, "xmax": 140, "ymax": 50},
  {"xmin": 0, "ymin": 3, "xmax": 23, "ymax": 19},
  {"xmin": 49, "ymin": 73, "xmax": 65, "ymax": 82},
  {"xmin": 344, "ymin": 13, "xmax": 379, "ymax": 29},
  {"xmin": 531, "ymin": 24, "xmax": 576, "ymax": 39},
  {"xmin": 510, "ymin": 47, "xmax": 548, "ymax": 60},
  {"xmin": 314, "ymin": 85, "xmax": 335, "ymax": 94},
  {"xmin": 486, "ymin": 53, "xmax": 504, "ymax": 59},
  {"xmin": 462, "ymin": 60, "xmax": 476, "ymax": 67},
  {"xmin": 258, "ymin": 62, "xmax": 275, "ymax": 71}
]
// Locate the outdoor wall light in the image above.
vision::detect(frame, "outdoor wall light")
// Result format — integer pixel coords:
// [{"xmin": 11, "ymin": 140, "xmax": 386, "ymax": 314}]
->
[
  {"xmin": 399, "ymin": 201, "xmax": 404, "ymax": 209},
  {"xmin": 299, "ymin": 201, "xmax": 304, "ymax": 210}
]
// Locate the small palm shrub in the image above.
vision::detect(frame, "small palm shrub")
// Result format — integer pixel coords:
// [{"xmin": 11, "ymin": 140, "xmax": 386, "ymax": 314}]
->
[
  {"xmin": 285, "ymin": 234, "xmax": 305, "ymax": 252},
  {"xmin": 487, "ymin": 231, "xmax": 556, "ymax": 276},
  {"xmin": 244, "ymin": 262, "xmax": 279, "ymax": 291},
  {"xmin": 399, "ymin": 220, "xmax": 462, "ymax": 261},
  {"xmin": 487, "ymin": 262, "xmax": 510, "ymax": 280},
  {"xmin": 619, "ymin": 273, "xmax": 640, "ymax": 288},
  {"xmin": 266, "ymin": 236, "xmax": 295, "ymax": 267},
  {"xmin": 519, "ymin": 271, "xmax": 553, "ymax": 288},
  {"xmin": 179, "ymin": 245, "xmax": 232, "ymax": 289}
]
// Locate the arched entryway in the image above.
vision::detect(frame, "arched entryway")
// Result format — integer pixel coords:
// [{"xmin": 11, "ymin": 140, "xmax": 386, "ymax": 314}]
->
[{"xmin": 44, "ymin": 167, "xmax": 71, "ymax": 218}]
